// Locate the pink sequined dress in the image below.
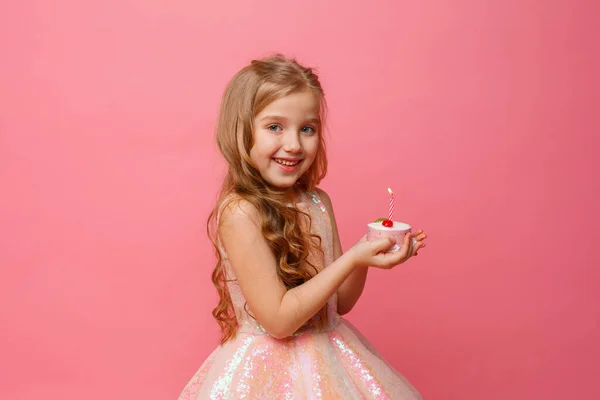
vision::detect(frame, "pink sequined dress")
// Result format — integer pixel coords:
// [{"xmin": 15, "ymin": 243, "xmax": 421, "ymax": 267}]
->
[{"xmin": 178, "ymin": 191, "xmax": 422, "ymax": 399}]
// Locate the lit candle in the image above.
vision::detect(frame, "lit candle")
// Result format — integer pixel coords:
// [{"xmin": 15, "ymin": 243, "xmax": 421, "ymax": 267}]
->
[{"xmin": 388, "ymin": 188, "xmax": 394, "ymax": 222}]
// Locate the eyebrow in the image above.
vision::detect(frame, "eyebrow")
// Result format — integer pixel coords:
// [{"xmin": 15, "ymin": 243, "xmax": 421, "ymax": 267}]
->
[
  {"xmin": 259, "ymin": 115, "xmax": 320, "ymax": 124},
  {"xmin": 259, "ymin": 115, "xmax": 288, "ymax": 122}
]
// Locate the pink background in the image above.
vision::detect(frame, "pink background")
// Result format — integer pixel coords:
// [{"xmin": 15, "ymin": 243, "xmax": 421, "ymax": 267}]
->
[{"xmin": 1, "ymin": 0, "xmax": 598, "ymax": 399}]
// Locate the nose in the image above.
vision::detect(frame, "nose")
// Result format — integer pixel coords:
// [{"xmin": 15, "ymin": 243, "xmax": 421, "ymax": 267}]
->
[{"xmin": 282, "ymin": 131, "xmax": 302, "ymax": 154}]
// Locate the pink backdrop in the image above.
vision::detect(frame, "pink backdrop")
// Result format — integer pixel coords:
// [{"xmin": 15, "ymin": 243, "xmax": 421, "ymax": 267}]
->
[{"xmin": 1, "ymin": 0, "xmax": 598, "ymax": 399}]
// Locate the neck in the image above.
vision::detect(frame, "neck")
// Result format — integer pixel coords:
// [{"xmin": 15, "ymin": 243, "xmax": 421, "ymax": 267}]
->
[{"xmin": 269, "ymin": 185, "xmax": 302, "ymax": 204}]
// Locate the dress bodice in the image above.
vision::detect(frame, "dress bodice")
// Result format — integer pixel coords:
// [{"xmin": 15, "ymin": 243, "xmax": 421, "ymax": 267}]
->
[{"xmin": 217, "ymin": 191, "xmax": 339, "ymax": 337}]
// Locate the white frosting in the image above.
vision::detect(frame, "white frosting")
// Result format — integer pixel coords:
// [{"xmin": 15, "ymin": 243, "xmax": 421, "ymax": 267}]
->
[{"xmin": 367, "ymin": 221, "xmax": 411, "ymax": 231}]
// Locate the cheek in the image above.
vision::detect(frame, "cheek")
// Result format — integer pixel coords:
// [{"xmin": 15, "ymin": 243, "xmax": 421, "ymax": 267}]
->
[
  {"xmin": 305, "ymin": 138, "xmax": 320, "ymax": 158},
  {"xmin": 248, "ymin": 145, "xmax": 258, "ymax": 163},
  {"xmin": 249, "ymin": 146, "xmax": 267, "ymax": 169},
  {"xmin": 255, "ymin": 134, "xmax": 280, "ymax": 157},
  {"xmin": 252, "ymin": 151, "xmax": 279, "ymax": 172}
]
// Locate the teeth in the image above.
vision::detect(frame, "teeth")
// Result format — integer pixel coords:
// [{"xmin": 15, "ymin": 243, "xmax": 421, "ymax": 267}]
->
[{"xmin": 274, "ymin": 159, "xmax": 300, "ymax": 166}]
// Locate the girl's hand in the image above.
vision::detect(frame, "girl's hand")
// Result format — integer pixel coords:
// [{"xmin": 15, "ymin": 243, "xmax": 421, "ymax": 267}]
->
[
  {"xmin": 411, "ymin": 229, "xmax": 428, "ymax": 256},
  {"xmin": 348, "ymin": 231, "xmax": 426, "ymax": 269}
]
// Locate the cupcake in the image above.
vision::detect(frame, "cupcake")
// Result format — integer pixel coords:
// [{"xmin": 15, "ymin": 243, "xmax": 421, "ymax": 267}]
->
[{"xmin": 367, "ymin": 218, "xmax": 414, "ymax": 253}]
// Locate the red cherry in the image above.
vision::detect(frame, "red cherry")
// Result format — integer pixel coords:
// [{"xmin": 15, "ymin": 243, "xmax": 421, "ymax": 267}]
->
[{"xmin": 382, "ymin": 219, "xmax": 393, "ymax": 227}]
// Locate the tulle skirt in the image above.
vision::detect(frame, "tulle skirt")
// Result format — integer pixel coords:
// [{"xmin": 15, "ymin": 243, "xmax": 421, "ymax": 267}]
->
[{"xmin": 178, "ymin": 318, "xmax": 421, "ymax": 400}]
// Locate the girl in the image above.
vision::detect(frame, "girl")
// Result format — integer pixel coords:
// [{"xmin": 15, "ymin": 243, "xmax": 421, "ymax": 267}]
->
[{"xmin": 179, "ymin": 55, "xmax": 427, "ymax": 399}]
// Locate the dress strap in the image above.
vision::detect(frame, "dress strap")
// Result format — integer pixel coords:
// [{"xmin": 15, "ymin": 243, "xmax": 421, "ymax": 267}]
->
[{"xmin": 305, "ymin": 191, "xmax": 328, "ymax": 214}]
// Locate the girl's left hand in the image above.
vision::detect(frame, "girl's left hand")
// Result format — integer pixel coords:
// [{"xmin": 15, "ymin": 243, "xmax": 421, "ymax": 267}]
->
[{"xmin": 411, "ymin": 229, "xmax": 428, "ymax": 256}]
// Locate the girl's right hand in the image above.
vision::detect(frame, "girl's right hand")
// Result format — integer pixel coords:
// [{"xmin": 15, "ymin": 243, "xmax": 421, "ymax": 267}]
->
[{"xmin": 348, "ymin": 233, "xmax": 418, "ymax": 270}]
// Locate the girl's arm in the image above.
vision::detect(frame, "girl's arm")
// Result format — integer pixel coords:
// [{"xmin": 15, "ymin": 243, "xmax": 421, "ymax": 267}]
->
[
  {"xmin": 219, "ymin": 199, "xmax": 398, "ymax": 339},
  {"xmin": 316, "ymin": 189, "xmax": 368, "ymax": 316}
]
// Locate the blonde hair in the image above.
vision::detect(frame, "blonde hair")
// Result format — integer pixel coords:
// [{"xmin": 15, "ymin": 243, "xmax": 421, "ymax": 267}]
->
[{"xmin": 208, "ymin": 55, "xmax": 329, "ymax": 343}]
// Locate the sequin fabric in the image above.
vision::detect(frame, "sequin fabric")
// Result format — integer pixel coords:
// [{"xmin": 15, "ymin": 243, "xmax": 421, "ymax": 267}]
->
[{"xmin": 178, "ymin": 191, "xmax": 422, "ymax": 400}]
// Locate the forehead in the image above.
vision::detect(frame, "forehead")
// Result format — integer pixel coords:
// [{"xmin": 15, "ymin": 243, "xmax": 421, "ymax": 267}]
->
[{"xmin": 256, "ymin": 89, "xmax": 320, "ymax": 120}]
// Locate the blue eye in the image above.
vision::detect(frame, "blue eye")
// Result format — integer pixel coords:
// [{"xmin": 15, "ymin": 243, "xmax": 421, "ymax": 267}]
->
[
  {"xmin": 301, "ymin": 126, "xmax": 316, "ymax": 134},
  {"xmin": 267, "ymin": 125, "xmax": 282, "ymax": 132}
]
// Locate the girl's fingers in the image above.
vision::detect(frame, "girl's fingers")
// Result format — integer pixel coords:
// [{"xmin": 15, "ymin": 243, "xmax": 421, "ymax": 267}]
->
[
  {"xmin": 388, "ymin": 233, "xmax": 412, "ymax": 263},
  {"xmin": 410, "ymin": 241, "xmax": 426, "ymax": 257},
  {"xmin": 378, "ymin": 232, "xmax": 427, "ymax": 267},
  {"xmin": 411, "ymin": 230, "xmax": 427, "ymax": 241},
  {"xmin": 369, "ymin": 238, "xmax": 396, "ymax": 257}
]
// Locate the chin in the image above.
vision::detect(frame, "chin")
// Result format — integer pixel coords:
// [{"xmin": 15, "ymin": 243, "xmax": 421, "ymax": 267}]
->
[
  {"xmin": 264, "ymin": 175, "xmax": 300, "ymax": 189},
  {"xmin": 271, "ymin": 180, "xmax": 297, "ymax": 189},
  {"xmin": 262, "ymin": 169, "xmax": 307, "ymax": 189}
]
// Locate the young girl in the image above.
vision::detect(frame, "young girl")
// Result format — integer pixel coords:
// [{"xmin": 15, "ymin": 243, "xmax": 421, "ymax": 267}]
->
[{"xmin": 179, "ymin": 55, "xmax": 427, "ymax": 399}]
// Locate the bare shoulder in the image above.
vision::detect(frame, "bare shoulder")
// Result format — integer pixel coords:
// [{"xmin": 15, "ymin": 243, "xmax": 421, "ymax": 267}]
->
[{"xmin": 219, "ymin": 196, "xmax": 261, "ymax": 229}]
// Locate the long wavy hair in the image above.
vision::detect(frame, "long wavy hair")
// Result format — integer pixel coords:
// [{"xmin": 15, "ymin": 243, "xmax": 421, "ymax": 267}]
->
[{"xmin": 207, "ymin": 55, "xmax": 329, "ymax": 343}]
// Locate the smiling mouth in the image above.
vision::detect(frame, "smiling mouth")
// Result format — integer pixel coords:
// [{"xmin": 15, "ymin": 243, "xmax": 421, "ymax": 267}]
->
[{"xmin": 273, "ymin": 158, "xmax": 302, "ymax": 166}]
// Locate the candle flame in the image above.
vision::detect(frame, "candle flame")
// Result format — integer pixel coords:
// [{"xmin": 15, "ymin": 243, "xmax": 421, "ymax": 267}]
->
[{"xmin": 388, "ymin": 188, "xmax": 394, "ymax": 195}]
